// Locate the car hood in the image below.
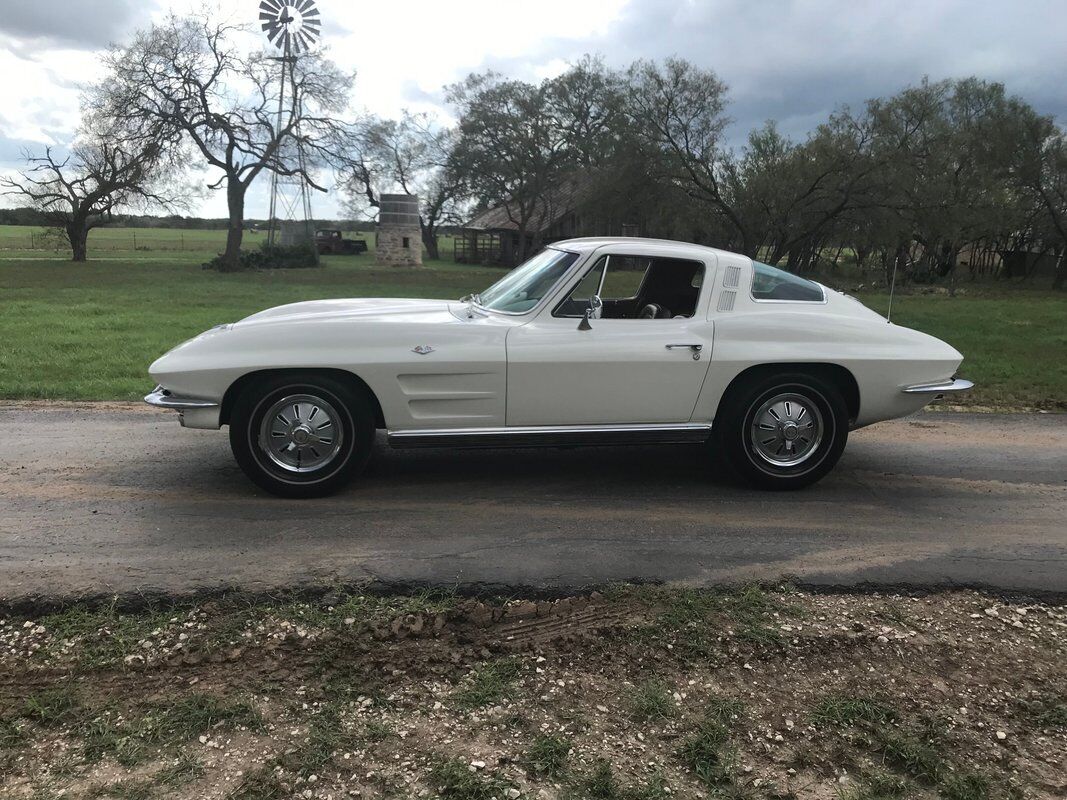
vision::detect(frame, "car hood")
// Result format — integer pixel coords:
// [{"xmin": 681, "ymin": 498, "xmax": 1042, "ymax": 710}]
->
[{"xmin": 236, "ymin": 297, "xmax": 457, "ymax": 327}]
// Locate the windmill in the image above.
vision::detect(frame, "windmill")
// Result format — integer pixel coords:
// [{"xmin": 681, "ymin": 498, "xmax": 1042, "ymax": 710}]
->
[{"xmin": 259, "ymin": 0, "xmax": 322, "ymax": 250}]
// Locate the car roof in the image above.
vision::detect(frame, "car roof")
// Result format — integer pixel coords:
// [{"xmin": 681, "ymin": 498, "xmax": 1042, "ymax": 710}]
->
[{"xmin": 549, "ymin": 237, "xmax": 740, "ymax": 261}]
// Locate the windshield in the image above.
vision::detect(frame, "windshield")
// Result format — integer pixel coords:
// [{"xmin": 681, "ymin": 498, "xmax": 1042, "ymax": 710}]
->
[{"xmin": 477, "ymin": 248, "xmax": 580, "ymax": 313}]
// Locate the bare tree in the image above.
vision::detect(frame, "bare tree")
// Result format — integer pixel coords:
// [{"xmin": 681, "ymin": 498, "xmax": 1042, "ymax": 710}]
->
[
  {"xmin": 97, "ymin": 16, "xmax": 356, "ymax": 270},
  {"xmin": 0, "ymin": 116, "xmax": 180, "ymax": 261},
  {"xmin": 344, "ymin": 113, "xmax": 467, "ymax": 260}
]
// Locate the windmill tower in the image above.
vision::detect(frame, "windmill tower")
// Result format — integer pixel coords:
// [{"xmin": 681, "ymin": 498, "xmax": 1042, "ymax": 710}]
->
[{"xmin": 258, "ymin": 0, "xmax": 322, "ymax": 250}]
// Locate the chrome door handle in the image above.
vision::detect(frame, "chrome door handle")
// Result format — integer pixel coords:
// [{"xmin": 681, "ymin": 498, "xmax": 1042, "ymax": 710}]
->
[{"xmin": 665, "ymin": 343, "xmax": 703, "ymax": 351}]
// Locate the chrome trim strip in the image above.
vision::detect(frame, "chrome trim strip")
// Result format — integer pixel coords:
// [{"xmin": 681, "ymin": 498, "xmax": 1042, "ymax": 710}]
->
[
  {"xmin": 901, "ymin": 378, "xmax": 974, "ymax": 394},
  {"xmin": 387, "ymin": 422, "xmax": 714, "ymax": 449},
  {"xmin": 144, "ymin": 385, "xmax": 220, "ymax": 409}
]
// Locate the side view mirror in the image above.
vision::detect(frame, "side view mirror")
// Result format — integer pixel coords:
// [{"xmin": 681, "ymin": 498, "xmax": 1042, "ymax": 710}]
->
[
  {"xmin": 577, "ymin": 294, "xmax": 603, "ymax": 331},
  {"xmin": 589, "ymin": 294, "xmax": 603, "ymax": 319}
]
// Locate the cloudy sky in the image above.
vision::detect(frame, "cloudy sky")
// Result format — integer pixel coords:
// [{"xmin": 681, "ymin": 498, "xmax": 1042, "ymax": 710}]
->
[{"xmin": 1, "ymin": 0, "xmax": 1065, "ymax": 218}]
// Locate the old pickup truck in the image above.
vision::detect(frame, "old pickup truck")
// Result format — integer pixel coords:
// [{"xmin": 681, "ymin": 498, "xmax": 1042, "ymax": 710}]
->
[{"xmin": 315, "ymin": 229, "xmax": 368, "ymax": 255}]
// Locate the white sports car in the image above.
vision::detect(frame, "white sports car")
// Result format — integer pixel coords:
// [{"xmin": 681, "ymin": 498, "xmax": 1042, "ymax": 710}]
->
[{"xmin": 146, "ymin": 237, "xmax": 972, "ymax": 497}]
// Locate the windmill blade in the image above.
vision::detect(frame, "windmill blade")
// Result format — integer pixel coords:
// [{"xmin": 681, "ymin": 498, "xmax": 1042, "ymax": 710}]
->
[
  {"xmin": 265, "ymin": 25, "xmax": 283, "ymax": 44},
  {"xmin": 302, "ymin": 17, "xmax": 321, "ymax": 31},
  {"xmin": 259, "ymin": 0, "xmax": 282, "ymax": 12},
  {"xmin": 296, "ymin": 0, "xmax": 316, "ymax": 14},
  {"xmin": 301, "ymin": 5, "xmax": 320, "ymax": 19},
  {"xmin": 296, "ymin": 30, "xmax": 314, "ymax": 50}
]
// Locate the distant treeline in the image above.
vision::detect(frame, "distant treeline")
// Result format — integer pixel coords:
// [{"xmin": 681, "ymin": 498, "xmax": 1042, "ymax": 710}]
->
[{"xmin": 0, "ymin": 207, "xmax": 378, "ymax": 232}]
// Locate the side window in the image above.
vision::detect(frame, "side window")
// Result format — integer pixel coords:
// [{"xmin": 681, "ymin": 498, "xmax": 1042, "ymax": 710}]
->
[
  {"xmin": 555, "ymin": 255, "xmax": 705, "ymax": 319},
  {"xmin": 751, "ymin": 261, "xmax": 825, "ymax": 302},
  {"xmin": 600, "ymin": 256, "xmax": 651, "ymax": 299},
  {"xmin": 569, "ymin": 257, "xmax": 606, "ymax": 303}
]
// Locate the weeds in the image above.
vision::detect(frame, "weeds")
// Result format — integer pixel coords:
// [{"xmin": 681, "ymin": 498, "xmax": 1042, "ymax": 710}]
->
[
  {"xmin": 0, "ymin": 716, "xmax": 26, "ymax": 750},
  {"xmin": 280, "ymin": 702, "xmax": 360, "ymax": 778},
  {"xmin": 579, "ymin": 760, "xmax": 621, "ymax": 799},
  {"xmin": 568, "ymin": 763, "xmax": 673, "ymax": 800},
  {"xmin": 430, "ymin": 758, "xmax": 512, "ymax": 800},
  {"xmin": 839, "ymin": 771, "xmax": 909, "ymax": 800},
  {"xmin": 627, "ymin": 679, "xmax": 676, "ymax": 722},
  {"xmin": 812, "ymin": 695, "xmax": 898, "ymax": 728},
  {"xmin": 454, "ymin": 658, "xmax": 523, "ymax": 709},
  {"xmin": 938, "ymin": 770, "xmax": 992, "ymax": 800},
  {"xmin": 23, "ymin": 686, "xmax": 82, "ymax": 727},
  {"xmin": 524, "ymin": 733, "xmax": 570, "ymax": 778},
  {"xmin": 1018, "ymin": 693, "xmax": 1066, "ymax": 729},
  {"xmin": 652, "ymin": 584, "xmax": 799, "ymax": 656},
  {"xmin": 83, "ymin": 693, "xmax": 261, "ymax": 766},
  {"xmin": 38, "ymin": 601, "xmax": 175, "ymax": 669},
  {"xmin": 877, "ymin": 729, "xmax": 943, "ymax": 783}
]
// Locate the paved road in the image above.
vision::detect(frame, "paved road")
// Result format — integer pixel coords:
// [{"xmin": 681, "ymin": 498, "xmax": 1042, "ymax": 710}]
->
[{"xmin": 2, "ymin": 403, "xmax": 1065, "ymax": 600}]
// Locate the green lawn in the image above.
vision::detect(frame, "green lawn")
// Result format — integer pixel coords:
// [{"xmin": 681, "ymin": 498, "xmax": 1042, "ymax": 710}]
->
[{"xmin": 0, "ymin": 227, "xmax": 1063, "ymax": 408}]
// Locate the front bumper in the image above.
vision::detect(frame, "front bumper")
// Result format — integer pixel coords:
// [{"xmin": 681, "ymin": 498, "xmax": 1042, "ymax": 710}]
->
[
  {"xmin": 901, "ymin": 378, "xmax": 975, "ymax": 396},
  {"xmin": 144, "ymin": 386, "xmax": 222, "ymax": 429},
  {"xmin": 144, "ymin": 385, "xmax": 219, "ymax": 409}
]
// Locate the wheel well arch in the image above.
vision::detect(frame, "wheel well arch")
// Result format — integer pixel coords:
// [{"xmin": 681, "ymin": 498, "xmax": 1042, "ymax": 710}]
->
[
  {"xmin": 721, "ymin": 363, "xmax": 860, "ymax": 423},
  {"xmin": 219, "ymin": 368, "xmax": 386, "ymax": 429}
]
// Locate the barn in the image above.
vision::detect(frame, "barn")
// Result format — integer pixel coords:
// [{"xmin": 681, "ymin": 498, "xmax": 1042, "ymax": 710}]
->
[{"xmin": 454, "ymin": 176, "xmax": 640, "ymax": 266}]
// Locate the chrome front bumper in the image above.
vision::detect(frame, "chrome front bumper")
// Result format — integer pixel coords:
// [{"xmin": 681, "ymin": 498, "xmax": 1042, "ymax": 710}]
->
[
  {"xmin": 144, "ymin": 385, "xmax": 219, "ymax": 409},
  {"xmin": 902, "ymin": 378, "xmax": 975, "ymax": 395},
  {"xmin": 144, "ymin": 386, "xmax": 222, "ymax": 429}
]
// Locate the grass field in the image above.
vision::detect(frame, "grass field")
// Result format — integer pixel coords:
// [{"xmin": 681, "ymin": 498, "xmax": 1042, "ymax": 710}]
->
[{"xmin": 0, "ymin": 225, "xmax": 1063, "ymax": 408}]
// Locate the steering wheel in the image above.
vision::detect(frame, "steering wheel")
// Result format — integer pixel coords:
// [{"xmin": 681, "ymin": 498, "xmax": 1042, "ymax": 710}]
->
[{"xmin": 638, "ymin": 303, "xmax": 661, "ymax": 319}]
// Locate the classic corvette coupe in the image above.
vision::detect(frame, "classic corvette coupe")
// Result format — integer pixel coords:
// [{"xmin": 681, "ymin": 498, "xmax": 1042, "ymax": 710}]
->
[{"xmin": 146, "ymin": 237, "xmax": 972, "ymax": 497}]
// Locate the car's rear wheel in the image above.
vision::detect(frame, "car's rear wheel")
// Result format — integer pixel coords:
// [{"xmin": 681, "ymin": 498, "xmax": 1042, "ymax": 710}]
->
[
  {"xmin": 714, "ymin": 372, "xmax": 848, "ymax": 489},
  {"xmin": 229, "ymin": 374, "xmax": 374, "ymax": 498}
]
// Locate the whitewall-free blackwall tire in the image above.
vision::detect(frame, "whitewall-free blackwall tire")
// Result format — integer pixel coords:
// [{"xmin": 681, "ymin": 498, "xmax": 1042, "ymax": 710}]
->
[
  {"xmin": 714, "ymin": 372, "xmax": 849, "ymax": 490},
  {"xmin": 228, "ymin": 374, "xmax": 374, "ymax": 498}
]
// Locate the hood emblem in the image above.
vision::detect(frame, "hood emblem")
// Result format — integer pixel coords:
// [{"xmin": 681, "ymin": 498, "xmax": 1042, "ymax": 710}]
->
[{"xmin": 412, "ymin": 345, "xmax": 435, "ymax": 355}]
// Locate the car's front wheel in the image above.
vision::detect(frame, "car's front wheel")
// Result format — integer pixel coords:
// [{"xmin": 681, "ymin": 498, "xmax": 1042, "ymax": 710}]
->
[
  {"xmin": 229, "ymin": 374, "xmax": 374, "ymax": 498},
  {"xmin": 714, "ymin": 372, "xmax": 849, "ymax": 489}
]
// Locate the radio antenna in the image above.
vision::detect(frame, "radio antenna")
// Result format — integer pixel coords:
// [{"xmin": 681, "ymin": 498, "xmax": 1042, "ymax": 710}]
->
[{"xmin": 886, "ymin": 255, "xmax": 899, "ymax": 324}]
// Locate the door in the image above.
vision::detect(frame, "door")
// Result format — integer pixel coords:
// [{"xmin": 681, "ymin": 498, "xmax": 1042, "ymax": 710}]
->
[{"xmin": 506, "ymin": 252, "xmax": 715, "ymax": 426}]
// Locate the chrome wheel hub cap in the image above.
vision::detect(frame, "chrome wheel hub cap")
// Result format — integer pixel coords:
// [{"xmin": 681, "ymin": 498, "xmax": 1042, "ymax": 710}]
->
[
  {"xmin": 750, "ymin": 393, "xmax": 823, "ymax": 467},
  {"xmin": 259, "ymin": 394, "xmax": 344, "ymax": 473}
]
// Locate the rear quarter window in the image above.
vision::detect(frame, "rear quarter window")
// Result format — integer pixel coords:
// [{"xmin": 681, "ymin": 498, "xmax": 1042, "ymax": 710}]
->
[{"xmin": 751, "ymin": 261, "xmax": 825, "ymax": 302}]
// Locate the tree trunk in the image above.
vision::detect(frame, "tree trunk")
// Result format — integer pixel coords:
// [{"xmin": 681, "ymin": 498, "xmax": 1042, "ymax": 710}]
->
[
  {"xmin": 67, "ymin": 221, "xmax": 89, "ymax": 263},
  {"xmin": 516, "ymin": 223, "xmax": 529, "ymax": 264},
  {"xmin": 421, "ymin": 222, "xmax": 439, "ymax": 261},
  {"xmin": 220, "ymin": 177, "xmax": 246, "ymax": 272}
]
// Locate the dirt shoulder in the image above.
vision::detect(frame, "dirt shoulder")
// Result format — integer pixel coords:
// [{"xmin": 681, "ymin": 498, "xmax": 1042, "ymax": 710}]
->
[{"xmin": 1, "ymin": 586, "xmax": 1063, "ymax": 800}]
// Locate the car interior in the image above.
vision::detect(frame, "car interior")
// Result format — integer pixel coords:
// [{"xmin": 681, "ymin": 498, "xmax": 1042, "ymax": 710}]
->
[{"xmin": 555, "ymin": 256, "xmax": 705, "ymax": 319}]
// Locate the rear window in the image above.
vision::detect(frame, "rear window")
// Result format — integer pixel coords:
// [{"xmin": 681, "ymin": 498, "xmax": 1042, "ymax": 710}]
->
[{"xmin": 751, "ymin": 262, "xmax": 825, "ymax": 302}]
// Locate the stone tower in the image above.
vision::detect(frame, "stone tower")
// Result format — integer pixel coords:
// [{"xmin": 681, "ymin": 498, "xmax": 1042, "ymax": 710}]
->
[{"xmin": 376, "ymin": 194, "xmax": 422, "ymax": 266}]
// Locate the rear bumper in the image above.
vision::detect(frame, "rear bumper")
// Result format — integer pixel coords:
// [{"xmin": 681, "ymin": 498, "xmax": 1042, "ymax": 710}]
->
[
  {"xmin": 144, "ymin": 386, "xmax": 221, "ymax": 429},
  {"xmin": 901, "ymin": 378, "xmax": 974, "ymax": 395}
]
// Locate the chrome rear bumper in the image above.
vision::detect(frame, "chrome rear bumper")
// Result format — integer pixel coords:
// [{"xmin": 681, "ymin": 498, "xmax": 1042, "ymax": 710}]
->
[{"xmin": 902, "ymin": 378, "xmax": 974, "ymax": 395}]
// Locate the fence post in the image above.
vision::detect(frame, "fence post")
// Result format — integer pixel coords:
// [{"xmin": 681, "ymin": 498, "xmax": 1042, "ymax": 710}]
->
[{"xmin": 133, "ymin": 232, "xmax": 137, "ymax": 251}]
